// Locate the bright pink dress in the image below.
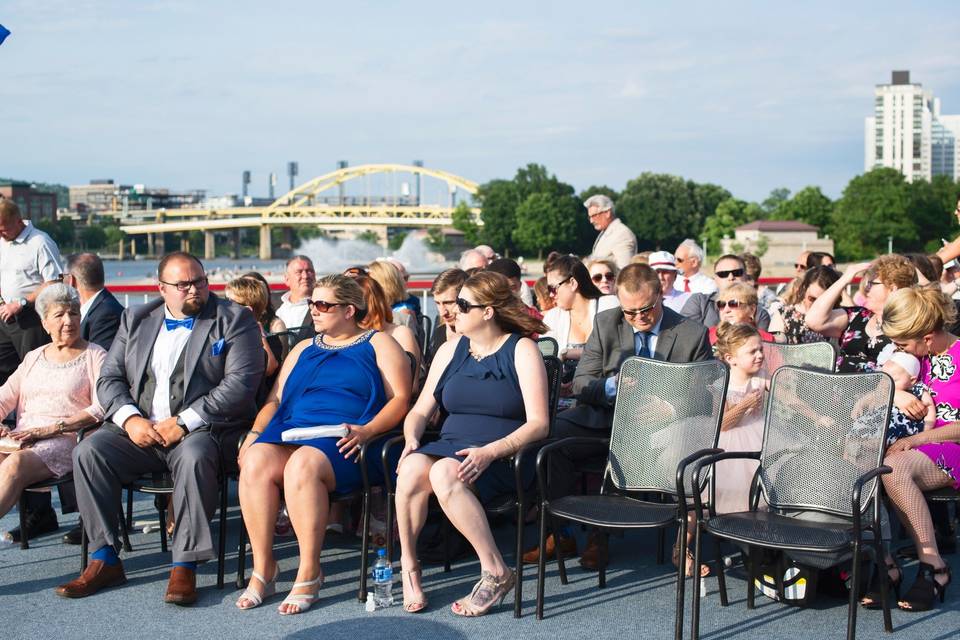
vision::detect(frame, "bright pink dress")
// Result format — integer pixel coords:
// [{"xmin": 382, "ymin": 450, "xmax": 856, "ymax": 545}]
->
[
  {"xmin": 0, "ymin": 345, "xmax": 106, "ymax": 477},
  {"xmin": 917, "ymin": 339, "xmax": 960, "ymax": 489}
]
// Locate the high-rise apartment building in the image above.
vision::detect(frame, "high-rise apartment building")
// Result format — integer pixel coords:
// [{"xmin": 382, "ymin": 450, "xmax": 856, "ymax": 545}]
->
[{"xmin": 865, "ymin": 70, "xmax": 960, "ymax": 181}]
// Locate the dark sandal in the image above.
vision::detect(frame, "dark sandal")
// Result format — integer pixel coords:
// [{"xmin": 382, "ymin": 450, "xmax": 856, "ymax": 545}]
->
[
  {"xmin": 860, "ymin": 561, "xmax": 901, "ymax": 609},
  {"xmin": 898, "ymin": 562, "xmax": 952, "ymax": 612}
]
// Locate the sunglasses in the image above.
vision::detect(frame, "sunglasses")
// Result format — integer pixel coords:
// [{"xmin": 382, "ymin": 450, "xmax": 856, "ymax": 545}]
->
[
  {"xmin": 716, "ymin": 299, "xmax": 748, "ymax": 310},
  {"xmin": 622, "ymin": 300, "xmax": 659, "ymax": 317},
  {"xmin": 159, "ymin": 276, "xmax": 208, "ymax": 292},
  {"xmin": 310, "ymin": 300, "xmax": 346, "ymax": 313},
  {"xmin": 456, "ymin": 298, "xmax": 485, "ymax": 314},
  {"xmin": 715, "ymin": 268, "xmax": 744, "ymax": 279},
  {"xmin": 547, "ymin": 276, "xmax": 573, "ymax": 296},
  {"xmin": 591, "ymin": 272, "xmax": 616, "ymax": 283}
]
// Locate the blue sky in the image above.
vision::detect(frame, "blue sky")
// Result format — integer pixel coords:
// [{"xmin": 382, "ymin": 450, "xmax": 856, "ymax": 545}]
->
[{"xmin": 2, "ymin": 1, "xmax": 959, "ymax": 203}]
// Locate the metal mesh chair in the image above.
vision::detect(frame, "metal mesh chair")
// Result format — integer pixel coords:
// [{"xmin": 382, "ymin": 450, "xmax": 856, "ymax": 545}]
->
[
  {"xmin": 760, "ymin": 340, "xmax": 837, "ymax": 376},
  {"xmin": 420, "ymin": 314, "xmax": 433, "ymax": 356},
  {"xmin": 689, "ymin": 366, "xmax": 894, "ymax": 640},
  {"xmin": 537, "ymin": 336, "xmax": 559, "ymax": 358},
  {"xmin": 382, "ymin": 353, "xmax": 564, "ymax": 618},
  {"xmin": 535, "ymin": 357, "xmax": 729, "ymax": 625}
]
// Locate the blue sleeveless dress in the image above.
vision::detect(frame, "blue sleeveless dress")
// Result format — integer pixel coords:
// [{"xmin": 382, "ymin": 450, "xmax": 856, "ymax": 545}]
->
[
  {"xmin": 255, "ymin": 330, "xmax": 386, "ymax": 493},
  {"xmin": 416, "ymin": 333, "xmax": 531, "ymax": 501}
]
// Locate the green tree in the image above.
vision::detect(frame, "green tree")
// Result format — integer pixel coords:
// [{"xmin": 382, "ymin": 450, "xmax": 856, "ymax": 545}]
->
[
  {"xmin": 451, "ymin": 201, "xmax": 481, "ymax": 245},
  {"xmin": 831, "ymin": 168, "xmax": 915, "ymax": 260},
  {"xmin": 475, "ymin": 179, "xmax": 519, "ymax": 254},
  {"xmin": 388, "ymin": 231, "xmax": 409, "ymax": 251},
  {"xmin": 355, "ymin": 230, "xmax": 381, "ymax": 245},
  {"xmin": 618, "ymin": 173, "xmax": 716, "ymax": 251},
  {"xmin": 770, "ymin": 186, "xmax": 833, "ymax": 231},
  {"xmin": 701, "ymin": 198, "xmax": 763, "ymax": 254},
  {"xmin": 78, "ymin": 224, "xmax": 106, "ymax": 249},
  {"xmin": 761, "ymin": 187, "xmax": 791, "ymax": 215},
  {"xmin": 103, "ymin": 224, "xmax": 125, "ymax": 248},
  {"xmin": 692, "ymin": 183, "xmax": 733, "ymax": 224},
  {"xmin": 579, "ymin": 185, "xmax": 619, "ymax": 204},
  {"xmin": 512, "ymin": 192, "xmax": 577, "ymax": 259},
  {"xmin": 36, "ymin": 218, "xmax": 75, "ymax": 248}
]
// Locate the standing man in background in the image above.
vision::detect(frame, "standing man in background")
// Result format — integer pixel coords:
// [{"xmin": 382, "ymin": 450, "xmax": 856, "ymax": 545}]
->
[
  {"xmin": 65, "ymin": 253, "xmax": 124, "ymax": 352},
  {"xmin": 585, "ymin": 195, "xmax": 636, "ymax": 270},
  {"xmin": 0, "ymin": 198, "xmax": 62, "ymax": 544}
]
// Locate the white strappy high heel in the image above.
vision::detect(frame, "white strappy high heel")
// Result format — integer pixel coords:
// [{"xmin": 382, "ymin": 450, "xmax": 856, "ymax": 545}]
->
[
  {"xmin": 278, "ymin": 574, "xmax": 324, "ymax": 615},
  {"xmin": 236, "ymin": 566, "xmax": 280, "ymax": 610}
]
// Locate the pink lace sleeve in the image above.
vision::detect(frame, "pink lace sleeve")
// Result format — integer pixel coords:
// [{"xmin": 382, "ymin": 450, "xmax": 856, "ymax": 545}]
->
[{"xmin": 84, "ymin": 346, "xmax": 107, "ymax": 421}]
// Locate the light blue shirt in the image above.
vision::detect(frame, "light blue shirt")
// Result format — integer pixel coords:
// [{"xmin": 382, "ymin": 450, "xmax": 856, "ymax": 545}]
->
[{"xmin": 604, "ymin": 311, "xmax": 665, "ymax": 400}]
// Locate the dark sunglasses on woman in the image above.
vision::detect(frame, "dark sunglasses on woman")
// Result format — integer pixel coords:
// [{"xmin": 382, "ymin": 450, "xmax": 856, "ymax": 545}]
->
[
  {"xmin": 591, "ymin": 272, "xmax": 615, "ymax": 283},
  {"xmin": 310, "ymin": 300, "xmax": 345, "ymax": 312},
  {"xmin": 716, "ymin": 299, "xmax": 744, "ymax": 310},
  {"xmin": 456, "ymin": 298, "xmax": 485, "ymax": 313}
]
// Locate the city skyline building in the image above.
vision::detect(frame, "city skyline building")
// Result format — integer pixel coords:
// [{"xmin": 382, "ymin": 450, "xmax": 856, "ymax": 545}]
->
[{"xmin": 865, "ymin": 70, "xmax": 960, "ymax": 181}]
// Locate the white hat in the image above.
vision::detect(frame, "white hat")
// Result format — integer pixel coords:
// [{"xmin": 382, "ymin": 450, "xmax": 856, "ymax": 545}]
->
[
  {"xmin": 881, "ymin": 350, "xmax": 921, "ymax": 378},
  {"xmin": 648, "ymin": 250, "xmax": 679, "ymax": 272}
]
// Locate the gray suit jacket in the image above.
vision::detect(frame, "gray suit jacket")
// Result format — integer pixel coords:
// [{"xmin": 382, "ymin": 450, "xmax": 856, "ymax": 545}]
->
[
  {"xmin": 680, "ymin": 292, "xmax": 771, "ymax": 330},
  {"xmin": 96, "ymin": 294, "xmax": 265, "ymax": 438},
  {"xmin": 562, "ymin": 306, "xmax": 712, "ymax": 430}
]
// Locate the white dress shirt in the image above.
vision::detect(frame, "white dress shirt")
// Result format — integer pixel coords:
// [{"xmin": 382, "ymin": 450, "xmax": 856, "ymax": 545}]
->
[
  {"xmin": 663, "ymin": 288, "xmax": 691, "ymax": 313},
  {"xmin": 675, "ymin": 271, "xmax": 717, "ymax": 295},
  {"xmin": 79, "ymin": 288, "xmax": 103, "ymax": 322},
  {"xmin": 276, "ymin": 292, "xmax": 310, "ymax": 330},
  {"xmin": 0, "ymin": 221, "xmax": 62, "ymax": 301},
  {"xmin": 112, "ymin": 307, "xmax": 206, "ymax": 431}
]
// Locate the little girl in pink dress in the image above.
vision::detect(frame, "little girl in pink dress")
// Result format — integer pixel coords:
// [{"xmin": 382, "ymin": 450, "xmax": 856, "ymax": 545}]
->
[{"xmin": 714, "ymin": 323, "xmax": 768, "ymax": 514}]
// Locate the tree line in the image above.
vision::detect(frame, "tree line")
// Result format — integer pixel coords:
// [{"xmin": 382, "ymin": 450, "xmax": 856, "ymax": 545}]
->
[{"xmin": 453, "ymin": 164, "xmax": 960, "ymax": 261}]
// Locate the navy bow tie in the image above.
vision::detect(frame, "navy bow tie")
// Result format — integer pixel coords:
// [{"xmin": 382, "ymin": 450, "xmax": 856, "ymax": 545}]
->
[{"xmin": 164, "ymin": 317, "xmax": 196, "ymax": 331}]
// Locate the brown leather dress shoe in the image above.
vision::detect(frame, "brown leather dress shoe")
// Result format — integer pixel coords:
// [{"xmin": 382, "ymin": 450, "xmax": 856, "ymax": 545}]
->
[
  {"xmin": 522, "ymin": 533, "xmax": 578, "ymax": 565},
  {"xmin": 579, "ymin": 532, "xmax": 609, "ymax": 571},
  {"xmin": 55, "ymin": 560, "xmax": 126, "ymax": 598},
  {"xmin": 164, "ymin": 566, "xmax": 198, "ymax": 606}
]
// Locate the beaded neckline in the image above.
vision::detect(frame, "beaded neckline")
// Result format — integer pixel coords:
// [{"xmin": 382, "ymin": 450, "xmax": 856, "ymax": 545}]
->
[{"xmin": 314, "ymin": 330, "xmax": 375, "ymax": 351}]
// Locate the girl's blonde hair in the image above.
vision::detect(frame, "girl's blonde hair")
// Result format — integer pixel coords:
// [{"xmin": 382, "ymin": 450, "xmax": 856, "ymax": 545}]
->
[
  {"xmin": 225, "ymin": 277, "xmax": 268, "ymax": 321},
  {"xmin": 714, "ymin": 322, "xmax": 761, "ymax": 359},
  {"xmin": 367, "ymin": 260, "xmax": 408, "ymax": 306}
]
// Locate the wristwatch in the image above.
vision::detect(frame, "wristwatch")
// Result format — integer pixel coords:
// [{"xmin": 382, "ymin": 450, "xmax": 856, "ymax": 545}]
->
[
  {"xmin": 16, "ymin": 297, "xmax": 27, "ymax": 309},
  {"xmin": 55, "ymin": 420, "xmax": 66, "ymax": 435},
  {"xmin": 175, "ymin": 415, "xmax": 190, "ymax": 437}
]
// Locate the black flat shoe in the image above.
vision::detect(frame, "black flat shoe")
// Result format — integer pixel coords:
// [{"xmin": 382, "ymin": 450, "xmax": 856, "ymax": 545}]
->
[
  {"xmin": 62, "ymin": 525, "xmax": 83, "ymax": 545},
  {"xmin": 860, "ymin": 561, "xmax": 901, "ymax": 609},
  {"xmin": 899, "ymin": 562, "xmax": 952, "ymax": 612}
]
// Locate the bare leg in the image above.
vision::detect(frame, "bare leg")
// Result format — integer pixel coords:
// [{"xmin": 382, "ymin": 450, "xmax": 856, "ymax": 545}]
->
[
  {"xmin": 395, "ymin": 453, "xmax": 436, "ymax": 606},
  {"xmin": 429, "ymin": 459, "xmax": 509, "ymax": 577},
  {"xmin": 237, "ymin": 443, "xmax": 292, "ymax": 608},
  {"xmin": 279, "ymin": 447, "xmax": 336, "ymax": 614},
  {"xmin": 0, "ymin": 450, "xmax": 53, "ymax": 518},
  {"xmin": 882, "ymin": 449, "xmax": 953, "ymax": 602}
]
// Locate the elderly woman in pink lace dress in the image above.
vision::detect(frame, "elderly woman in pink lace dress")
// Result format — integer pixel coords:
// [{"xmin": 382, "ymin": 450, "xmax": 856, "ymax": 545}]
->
[{"xmin": 0, "ymin": 283, "xmax": 105, "ymax": 533}]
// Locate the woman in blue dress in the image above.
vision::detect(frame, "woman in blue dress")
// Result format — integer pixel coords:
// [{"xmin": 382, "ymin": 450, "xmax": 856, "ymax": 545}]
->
[
  {"xmin": 395, "ymin": 271, "xmax": 550, "ymax": 616},
  {"xmin": 235, "ymin": 274, "xmax": 411, "ymax": 615}
]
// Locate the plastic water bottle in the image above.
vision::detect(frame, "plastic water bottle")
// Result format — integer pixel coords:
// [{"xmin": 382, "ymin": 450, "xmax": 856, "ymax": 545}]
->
[{"xmin": 372, "ymin": 548, "xmax": 394, "ymax": 608}]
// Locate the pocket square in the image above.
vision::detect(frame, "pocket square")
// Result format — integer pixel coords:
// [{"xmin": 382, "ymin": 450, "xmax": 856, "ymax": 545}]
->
[{"xmin": 211, "ymin": 338, "xmax": 225, "ymax": 356}]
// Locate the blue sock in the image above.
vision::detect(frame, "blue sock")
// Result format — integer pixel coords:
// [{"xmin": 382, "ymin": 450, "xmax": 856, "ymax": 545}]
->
[
  {"xmin": 91, "ymin": 545, "xmax": 119, "ymax": 566},
  {"xmin": 559, "ymin": 526, "xmax": 573, "ymax": 539},
  {"xmin": 172, "ymin": 561, "xmax": 197, "ymax": 571}
]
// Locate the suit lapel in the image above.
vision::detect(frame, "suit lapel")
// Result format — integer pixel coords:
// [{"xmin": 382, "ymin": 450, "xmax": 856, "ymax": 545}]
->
[
  {"xmin": 182, "ymin": 297, "xmax": 216, "ymax": 391},
  {"xmin": 654, "ymin": 309, "xmax": 679, "ymax": 361},
  {"xmin": 617, "ymin": 314, "xmax": 635, "ymax": 364},
  {"xmin": 133, "ymin": 305, "xmax": 165, "ymax": 396}
]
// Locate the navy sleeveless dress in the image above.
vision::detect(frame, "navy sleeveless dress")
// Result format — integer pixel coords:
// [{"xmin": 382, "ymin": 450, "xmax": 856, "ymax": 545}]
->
[
  {"xmin": 416, "ymin": 333, "xmax": 532, "ymax": 501},
  {"xmin": 255, "ymin": 330, "xmax": 386, "ymax": 493}
]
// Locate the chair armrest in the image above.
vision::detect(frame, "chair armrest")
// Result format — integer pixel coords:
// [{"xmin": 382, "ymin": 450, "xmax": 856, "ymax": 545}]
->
[
  {"xmin": 511, "ymin": 438, "xmax": 555, "ymax": 496},
  {"xmin": 534, "ymin": 436, "xmax": 609, "ymax": 506},
  {"xmin": 851, "ymin": 465, "xmax": 892, "ymax": 532},
  {"xmin": 675, "ymin": 448, "xmax": 723, "ymax": 510},
  {"xmin": 691, "ymin": 450, "xmax": 762, "ymax": 517},
  {"xmin": 76, "ymin": 423, "xmax": 102, "ymax": 443},
  {"xmin": 381, "ymin": 434, "xmax": 407, "ymax": 494}
]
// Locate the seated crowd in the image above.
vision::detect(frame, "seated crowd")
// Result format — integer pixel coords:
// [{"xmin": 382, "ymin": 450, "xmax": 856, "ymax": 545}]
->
[{"xmin": 4, "ymin": 218, "xmax": 960, "ymax": 622}]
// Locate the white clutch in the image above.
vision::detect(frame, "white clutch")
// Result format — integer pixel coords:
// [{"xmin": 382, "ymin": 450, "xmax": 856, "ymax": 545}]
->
[{"xmin": 281, "ymin": 425, "xmax": 349, "ymax": 442}]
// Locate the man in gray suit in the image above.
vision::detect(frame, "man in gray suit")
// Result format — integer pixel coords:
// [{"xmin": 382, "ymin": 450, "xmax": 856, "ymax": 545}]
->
[
  {"xmin": 55, "ymin": 252, "xmax": 264, "ymax": 605},
  {"xmin": 680, "ymin": 254, "xmax": 771, "ymax": 330},
  {"xmin": 523, "ymin": 264, "xmax": 711, "ymax": 569}
]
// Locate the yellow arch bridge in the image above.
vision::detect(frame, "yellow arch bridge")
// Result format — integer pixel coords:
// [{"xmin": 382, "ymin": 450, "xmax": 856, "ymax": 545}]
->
[{"xmin": 119, "ymin": 163, "xmax": 481, "ymax": 260}]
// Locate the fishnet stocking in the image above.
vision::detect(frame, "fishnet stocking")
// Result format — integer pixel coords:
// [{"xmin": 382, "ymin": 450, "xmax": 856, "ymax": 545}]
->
[{"xmin": 882, "ymin": 449, "xmax": 953, "ymax": 566}]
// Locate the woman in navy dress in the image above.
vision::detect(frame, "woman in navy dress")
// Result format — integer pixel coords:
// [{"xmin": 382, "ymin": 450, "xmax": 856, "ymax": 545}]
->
[
  {"xmin": 395, "ymin": 271, "xmax": 549, "ymax": 616},
  {"xmin": 235, "ymin": 274, "xmax": 411, "ymax": 615}
]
